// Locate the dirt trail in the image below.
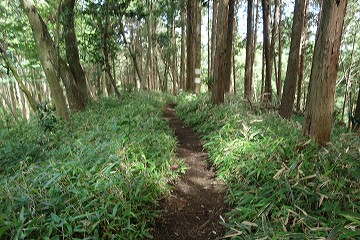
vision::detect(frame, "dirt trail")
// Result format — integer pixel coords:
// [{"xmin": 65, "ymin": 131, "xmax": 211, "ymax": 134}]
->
[{"xmin": 152, "ymin": 105, "xmax": 228, "ymax": 240}]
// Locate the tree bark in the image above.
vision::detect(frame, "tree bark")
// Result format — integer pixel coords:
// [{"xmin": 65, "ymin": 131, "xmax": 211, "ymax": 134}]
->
[
  {"xmin": 186, "ymin": 0, "xmax": 196, "ymax": 91},
  {"xmin": 61, "ymin": 0, "xmax": 88, "ymax": 110},
  {"xmin": 277, "ymin": 0, "xmax": 283, "ymax": 98},
  {"xmin": 354, "ymin": 85, "xmax": 360, "ymax": 129},
  {"xmin": 170, "ymin": 9, "xmax": 179, "ymax": 95},
  {"xmin": 261, "ymin": 0, "xmax": 272, "ymax": 104},
  {"xmin": 244, "ymin": 0, "xmax": 254, "ymax": 100},
  {"xmin": 194, "ymin": 0, "xmax": 202, "ymax": 94},
  {"xmin": 21, "ymin": 0, "xmax": 69, "ymax": 120},
  {"xmin": 270, "ymin": 0, "xmax": 280, "ymax": 98},
  {"xmin": 224, "ymin": 0, "xmax": 235, "ymax": 94},
  {"xmin": 303, "ymin": 0, "xmax": 347, "ymax": 145},
  {"xmin": 252, "ymin": 0, "xmax": 259, "ymax": 100},
  {"xmin": 210, "ymin": 0, "xmax": 218, "ymax": 80},
  {"xmin": 296, "ymin": 0, "xmax": 309, "ymax": 113},
  {"xmin": 279, "ymin": 0, "xmax": 307, "ymax": 118},
  {"xmin": 212, "ymin": 0, "xmax": 228, "ymax": 104},
  {"xmin": 180, "ymin": 4, "xmax": 186, "ymax": 90}
]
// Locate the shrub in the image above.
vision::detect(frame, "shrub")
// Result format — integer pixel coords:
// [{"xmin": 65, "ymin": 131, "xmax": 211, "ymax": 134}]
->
[{"xmin": 0, "ymin": 92, "xmax": 180, "ymax": 239}]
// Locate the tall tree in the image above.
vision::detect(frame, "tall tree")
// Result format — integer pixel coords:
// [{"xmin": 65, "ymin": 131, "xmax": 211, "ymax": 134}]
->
[
  {"xmin": 303, "ymin": 0, "xmax": 347, "ymax": 145},
  {"xmin": 179, "ymin": 2, "xmax": 186, "ymax": 90},
  {"xmin": 186, "ymin": 0, "xmax": 195, "ymax": 91},
  {"xmin": 102, "ymin": 0, "xmax": 120, "ymax": 97},
  {"xmin": 61, "ymin": 0, "xmax": 89, "ymax": 110},
  {"xmin": 0, "ymin": 45, "xmax": 37, "ymax": 112},
  {"xmin": 244, "ymin": 0, "xmax": 254, "ymax": 100},
  {"xmin": 296, "ymin": 0, "xmax": 309, "ymax": 112},
  {"xmin": 224, "ymin": 0, "xmax": 235, "ymax": 93},
  {"xmin": 20, "ymin": 0, "xmax": 69, "ymax": 120},
  {"xmin": 210, "ymin": 0, "xmax": 218, "ymax": 86},
  {"xmin": 279, "ymin": 0, "xmax": 308, "ymax": 118},
  {"xmin": 269, "ymin": 0, "xmax": 280, "ymax": 98},
  {"xmin": 194, "ymin": 0, "xmax": 202, "ymax": 94},
  {"xmin": 276, "ymin": 0, "xmax": 283, "ymax": 98},
  {"xmin": 261, "ymin": 0, "xmax": 272, "ymax": 103},
  {"xmin": 212, "ymin": 0, "xmax": 228, "ymax": 104}
]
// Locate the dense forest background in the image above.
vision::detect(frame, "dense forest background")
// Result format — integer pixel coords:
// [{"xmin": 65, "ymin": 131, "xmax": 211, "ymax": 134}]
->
[
  {"xmin": 1, "ymin": 0, "xmax": 359, "ymax": 135},
  {"xmin": 0, "ymin": 0, "xmax": 359, "ymax": 239}
]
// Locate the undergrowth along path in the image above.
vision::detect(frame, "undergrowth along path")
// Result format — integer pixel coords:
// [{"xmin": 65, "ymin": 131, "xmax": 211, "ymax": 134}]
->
[{"xmin": 152, "ymin": 105, "xmax": 228, "ymax": 240}]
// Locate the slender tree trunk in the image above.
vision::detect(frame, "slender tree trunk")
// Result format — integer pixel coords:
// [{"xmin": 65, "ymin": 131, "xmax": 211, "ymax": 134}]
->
[
  {"xmin": 279, "ymin": 0, "xmax": 307, "ymax": 118},
  {"xmin": 0, "ymin": 46, "xmax": 37, "ymax": 112},
  {"xmin": 224, "ymin": 0, "xmax": 235, "ymax": 93},
  {"xmin": 194, "ymin": 0, "xmax": 202, "ymax": 94},
  {"xmin": 186, "ymin": 0, "xmax": 196, "ymax": 91},
  {"xmin": 303, "ymin": 0, "xmax": 347, "ymax": 145},
  {"xmin": 21, "ymin": 0, "xmax": 69, "ymax": 120},
  {"xmin": 341, "ymin": 33, "xmax": 357, "ymax": 125},
  {"xmin": 354, "ymin": 85, "xmax": 360, "ymax": 129},
  {"xmin": 270, "ymin": 0, "xmax": 280, "ymax": 97},
  {"xmin": 244, "ymin": 0, "xmax": 254, "ymax": 100},
  {"xmin": 252, "ymin": 0, "xmax": 259, "ymax": 101},
  {"xmin": 261, "ymin": 47, "xmax": 265, "ymax": 100},
  {"xmin": 61, "ymin": 0, "xmax": 88, "ymax": 110},
  {"xmin": 119, "ymin": 21, "xmax": 144, "ymax": 86},
  {"xmin": 170, "ymin": 10, "xmax": 179, "ymax": 95},
  {"xmin": 261, "ymin": 0, "xmax": 272, "ymax": 104},
  {"xmin": 210, "ymin": 0, "xmax": 218, "ymax": 80},
  {"xmin": 233, "ymin": 43, "xmax": 236, "ymax": 95},
  {"xmin": 103, "ymin": 1, "xmax": 120, "ymax": 97},
  {"xmin": 180, "ymin": 5, "xmax": 186, "ymax": 90},
  {"xmin": 0, "ymin": 90, "xmax": 19, "ymax": 125},
  {"xmin": 207, "ymin": 0, "xmax": 211, "ymax": 85},
  {"xmin": 212, "ymin": 0, "xmax": 228, "ymax": 104},
  {"xmin": 296, "ymin": 0, "xmax": 309, "ymax": 112},
  {"xmin": 277, "ymin": 0, "xmax": 283, "ymax": 98}
]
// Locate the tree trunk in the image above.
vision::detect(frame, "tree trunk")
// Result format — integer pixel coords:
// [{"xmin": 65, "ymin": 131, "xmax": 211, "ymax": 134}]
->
[
  {"xmin": 261, "ymin": 0, "xmax": 272, "ymax": 104},
  {"xmin": 244, "ymin": 0, "xmax": 254, "ymax": 100},
  {"xmin": 210, "ymin": 0, "xmax": 218, "ymax": 82},
  {"xmin": 61, "ymin": 0, "xmax": 88, "ymax": 110},
  {"xmin": 21, "ymin": 0, "xmax": 69, "ymax": 120},
  {"xmin": 171, "ymin": 10, "xmax": 179, "ymax": 95},
  {"xmin": 269, "ymin": 0, "xmax": 280, "ymax": 98},
  {"xmin": 212, "ymin": 0, "xmax": 228, "ymax": 104},
  {"xmin": 103, "ymin": 1, "xmax": 120, "ymax": 97},
  {"xmin": 354, "ymin": 85, "xmax": 360, "ymax": 130},
  {"xmin": 194, "ymin": 0, "xmax": 202, "ymax": 94},
  {"xmin": 224, "ymin": 0, "xmax": 235, "ymax": 94},
  {"xmin": 180, "ymin": 5, "xmax": 186, "ymax": 90},
  {"xmin": 186, "ymin": 0, "xmax": 196, "ymax": 91},
  {"xmin": 0, "ymin": 46, "xmax": 37, "ymax": 112},
  {"xmin": 279, "ymin": 0, "xmax": 307, "ymax": 118},
  {"xmin": 119, "ymin": 21, "xmax": 144, "ymax": 86},
  {"xmin": 252, "ymin": 0, "xmax": 259, "ymax": 100},
  {"xmin": 277, "ymin": 0, "xmax": 282, "ymax": 98},
  {"xmin": 302, "ymin": 0, "xmax": 347, "ymax": 145},
  {"xmin": 296, "ymin": 0, "xmax": 309, "ymax": 113}
]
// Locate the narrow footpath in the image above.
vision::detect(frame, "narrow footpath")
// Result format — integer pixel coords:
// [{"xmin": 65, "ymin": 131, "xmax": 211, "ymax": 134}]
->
[{"xmin": 152, "ymin": 105, "xmax": 228, "ymax": 240}]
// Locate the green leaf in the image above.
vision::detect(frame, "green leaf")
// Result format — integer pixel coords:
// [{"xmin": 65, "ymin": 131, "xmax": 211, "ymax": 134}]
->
[{"xmin": 339, "ymin": 212, "xmax": 360, "ymax": 225}]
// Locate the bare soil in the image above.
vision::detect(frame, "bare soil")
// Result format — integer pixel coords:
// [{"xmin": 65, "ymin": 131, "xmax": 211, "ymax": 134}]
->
[{"xmin": 151, "ymin": 105, "xmax": 228, "ymax": 240}]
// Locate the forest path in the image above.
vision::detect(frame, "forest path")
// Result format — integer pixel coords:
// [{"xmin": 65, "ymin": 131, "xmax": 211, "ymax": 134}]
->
[{"xmin": 152, "ymin": 105, "xmax": 228, "ymax": 240}]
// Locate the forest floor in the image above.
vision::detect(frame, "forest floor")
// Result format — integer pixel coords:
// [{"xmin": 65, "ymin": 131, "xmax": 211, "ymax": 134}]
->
[{"xmin": 151, "ymin": 105, "xmax": 228, "ymax": 240}]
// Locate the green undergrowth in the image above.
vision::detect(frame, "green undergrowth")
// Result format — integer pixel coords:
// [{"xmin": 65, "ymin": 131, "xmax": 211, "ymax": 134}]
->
[
  {"xmin": 176, "ymin": 93, "xmax": 360, "ymax": 239},
  {"xmin": 0, "ymin": 92, "xmax": 180, "ymax": 239}
]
